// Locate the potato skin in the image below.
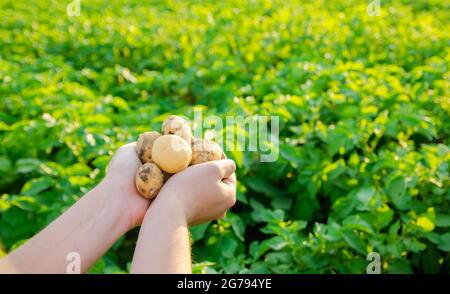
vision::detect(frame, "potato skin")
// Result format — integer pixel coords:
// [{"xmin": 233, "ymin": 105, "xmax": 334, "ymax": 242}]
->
[
  {"xmin": 161, "ymin": 115, "xmax": 192, "ymax": 144},
  {"xmin": 136, "ymin": 131, "xmax": 161, "ymax": 163},
  {"xmin": 152, "ymin": 135, "xmax": 192, "ymax": 173},
  {"xmin": 135, "ymin": 162, "xmax": 164, "ymax": 199},
  {"xmin": 191, "ymin": 138, "xmax": 223, "ymax": 165}
]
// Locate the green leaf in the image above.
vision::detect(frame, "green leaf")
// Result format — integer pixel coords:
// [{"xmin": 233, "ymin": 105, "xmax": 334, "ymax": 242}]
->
[
  {"xmin": 20, "ymin": 177, "xmax": 53, "ymax": 195},
  {"xmin": 356, "ymin": 185, "xmax": 374, "ymax": 204},
  {"xmin": 403, "ymin": 238, "xmax": 426, "ymax": 253},
  {"xmin": 343, "ymin": 214, "xmax": 375, "ymax": 234},
  {"xmin": 10, "ymin": 239, "xmax": 28, "ymax": 251},
  {"xmin": 249, "ymin": 241, "xmax": 260, "ymax": 259},
  {"xmin": 387, "ymin": 176, "xmax": 410, "ymax": 210},
  {"xmin": 16, "ymin": 158, "xmax": 42, "ymax": 174},
  {"xmin": 387, "ymin": 220, "xmax": 400, "ymax": 241},
  {"xmin": 92, "ymin": 155, "xmax": 110, "ymax": 171},
  {"xmin": 271, "ymin": 195, "xmax": 292, "ymax": 210},
  {"xmin": 10, "ymin": 196, "xmax": 40, "ymax": 211},
  {"xmin": 0, "ymin": 195, "xmax": 12, "ymax": 212},
  {"xmin": 437, "ymin": 232, "xmax": 450, "ymax": 252},
  {"xmin": 436, "ymin": 214, "xmax": 450, "ymax": 227},
  {"xmin": 112, "ymin": 97, "xmax": 129, "ymax": 111},
  {"xmin": 0, "ymin": 121, "xmax": 12, "ymax": 131},
  {"xmin": 422, "ymin": 232, "xmax": 440, "ymax": 244},
  {"xmin": 190, "ymin": 222, "xmax": 210, "ymax": 242},
  {"xmin": 228, "ymin": 150, "xmax": 244, "ymax": 168},
  {"xmin": 227, "ymin": 213, "xmax": 246, "ymax": 241},
  {"xmin": 221, "ymin": 237, "xmax": 238, "ymax": 258},
  {"xmin": 265, "ymin": 252, "xmax": 292, "ymax": 265},
  {"xmin": 331, "ymin": 197, "xmax": 355, "ymax": 220},
  {"xmin": 342, "ymin": 229, "xmax": 367, "ymax": 255},
  {"xmin": 376, "ymin": 207, "xmax": 394, "ymax": 229},
  {"xmin": 387, "ymin": 259, "xmax": 413, "ymax": 274},
  {"xmin": 89, "ymin": 258, "xmax": 106, "ymax": 274},
  {"xmin": 279, "ymin": 143, "xmax": 302, "ymax": 168},
  {"xmin": 251, "ymin": 236, "xmax": 289, "ymax": 261},
  {"xmin": 64, "ymin": 163, "xmax": 91, "ymax": 176},
  {"xmin": 252, "ymin": 242, "xmax": 270, "ymax": 260},
  {"xmin": 0, "ymin": 157, "xmax": 12, "ymax": 172},
  {"xmin": 266, "ymin": 236, "xmax": 289, "ymax": 250},
  {"xmin": 245, "ymin": 177, "xmax": 281, "ymax": 197},
  {"xmin": 251, "ymin": 208, "xmax": 284, "ymax": 223},
  {"xmin": 236, "ymin": 189, "xmax": 248, "ymax": 204},
  {"xmin": 192, "ymin": 261, "xmax": 216, "ymax": 274}
]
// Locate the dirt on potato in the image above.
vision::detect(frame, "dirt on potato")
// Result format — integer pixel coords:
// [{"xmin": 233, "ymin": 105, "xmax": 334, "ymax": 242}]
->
[
  {"xmin": 162, "ymin": 115, "xmax": 192, "ymax": 144},
  {"xmin": 136, "ymin": 131, "xmax": 161, "ymax": 163},
  {"xmin": 135, "ymin": 162, "xmax": 164, "ymax": 199},
  {"xmin": 191, "ymin": 138, "xmax": 223, "ymax": 165}
]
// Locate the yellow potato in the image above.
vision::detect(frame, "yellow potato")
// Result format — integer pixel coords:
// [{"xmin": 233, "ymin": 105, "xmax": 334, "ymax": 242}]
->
[
  {"xmin": 191, "ymin": 138, "xmax": 223, "ymax": 165},
  {"xmin": 161, "ymin": 115, "xmax": 192, "ymax": 144},
  {"xmin": 135, "ymin": 162, "xmax": 164, "ymax": 199},
  {"xmin": 152, "ymin": 135, "xmax": 192, "ymax": 173},
  {"xmin": 136, "ymin": 131, "xmax": 160, "ymax": 163}
]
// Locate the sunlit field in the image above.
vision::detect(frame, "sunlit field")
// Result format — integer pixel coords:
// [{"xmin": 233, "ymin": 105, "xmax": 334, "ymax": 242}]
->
[{"xmin": 0, "ymin": 0, "xmax": 449, "ymax": 273}]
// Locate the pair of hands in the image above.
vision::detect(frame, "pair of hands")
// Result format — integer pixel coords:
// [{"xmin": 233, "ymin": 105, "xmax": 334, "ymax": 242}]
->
[{"xmin": 102, "ymin": 143, "xmax": 237, "ymax": 229}]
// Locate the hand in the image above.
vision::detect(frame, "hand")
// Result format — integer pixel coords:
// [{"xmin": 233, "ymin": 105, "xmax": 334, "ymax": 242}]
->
[
  {"xmin": 101, "ymin": 143, "xmax": 150, "ymax": 228},
  {"xmin": 130, "ymin": 156, "xmax": 237, "ymax": 273},
  {"xmin": 152, "ymin": 158, "xmax": 237, "ymax": 226}
]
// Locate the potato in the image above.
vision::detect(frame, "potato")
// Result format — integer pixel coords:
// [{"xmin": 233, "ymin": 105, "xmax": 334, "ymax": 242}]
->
[
  {"xmin": 190, "ymin": 138, "xmax": 223, "ymax": 165},
  {"xmin": 136, "ymin": 131, "xmax": 161, "ymax": 163},
  {"xmin": 135, "ymin": 162, "xmax": 164, "ymax": 199},
  {"xmin": 161, "ymin": 115, "xmax": 192, "ymax": 144},
  {"xmin": 152, "ymin": 135, "xmax": 192, "ymax": 173}
]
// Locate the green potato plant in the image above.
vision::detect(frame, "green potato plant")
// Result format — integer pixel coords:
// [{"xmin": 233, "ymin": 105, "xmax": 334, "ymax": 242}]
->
[{"xmin": 0, "ymin": 0, "xmax": 449, "ymax": 273}]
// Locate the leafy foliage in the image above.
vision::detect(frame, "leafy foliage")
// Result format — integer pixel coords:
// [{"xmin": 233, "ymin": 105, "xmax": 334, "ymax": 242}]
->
[{"xmin": 0, "ymin": 0, "xmax": 449, "ymax": 273}]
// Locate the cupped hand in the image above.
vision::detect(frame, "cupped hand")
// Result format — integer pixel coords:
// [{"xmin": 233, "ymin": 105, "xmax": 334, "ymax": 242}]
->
[
  {"xmin": 102, "ymin": 143, "xmax": 150, "ymax": 228},
  {"xmin": 102, "ymin": 142, "xmax": 237, "ymax": 228},
  {"xmin": 153, "ymin": 158, "xmax": 237, "ymax": 226}
]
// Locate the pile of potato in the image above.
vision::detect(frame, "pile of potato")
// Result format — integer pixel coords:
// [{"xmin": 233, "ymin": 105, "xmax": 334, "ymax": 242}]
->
[{"xmin": 134, "ymin": 115, "xmax": 223, "ymax": 199}]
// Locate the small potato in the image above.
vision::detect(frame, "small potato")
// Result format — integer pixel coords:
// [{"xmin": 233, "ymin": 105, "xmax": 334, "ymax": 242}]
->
[
  {"xmin": 136, "ymin": 131, "xmax": 161, "ymax": 163},
  {"xmin": 152, "ymin": 135, "xmax": 192, "ymax": 173},
  {"xmin": 162, "ymin": 115, "xmax": 192, "ymax": 144},
  {"xmin": 191, "ymin": 138, "xmax": 223, "ymax": 165},
  {"xmin": 135, "ymin": 162, "xmax": 164, "ymax": 199}
]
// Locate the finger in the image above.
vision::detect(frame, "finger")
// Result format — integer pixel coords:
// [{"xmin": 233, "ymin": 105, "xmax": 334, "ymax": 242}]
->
[
  {"xmin": 230, "ymin": 172, "xmax": 236, "ymax": 182},
  {"xmin": 120, "ymin": 142, "xmax": 137, "ymax": 153},
  {"xmin": 113, "ymin": 142, "xmax": 137, "ymax": 159},
  {"xmin": 206, "ymin": 159, "xmax": 236, "ymax": 179},
  {"xmin": 108, "ymin": 142, "xmax": 139, "ymax": 172},
  {"xmin": 221, "ymin": 172, "xmax": 236, "ymax": 186},
  {"xmin": 119, "ymin": 143, "xmax": 140, "ymax": 159}
]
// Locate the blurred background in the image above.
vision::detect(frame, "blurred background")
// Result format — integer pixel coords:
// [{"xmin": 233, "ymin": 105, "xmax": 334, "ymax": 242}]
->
[{"xmin": 0, "ymin": 0, "xmax": 449, "ymax": 273}]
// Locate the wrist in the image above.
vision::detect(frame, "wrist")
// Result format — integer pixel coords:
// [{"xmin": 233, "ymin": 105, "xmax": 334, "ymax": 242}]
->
[
  {"xmin": 146, "ymin": 189, "xmax": 189, "ymax": 228},
  {"xmin": 93, "ymin": 180, "xmax": 136, "ymax": 232}
]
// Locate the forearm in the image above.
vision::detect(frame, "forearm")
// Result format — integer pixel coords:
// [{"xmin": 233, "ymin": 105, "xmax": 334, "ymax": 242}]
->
[
  {"xmin": 0, "ymin": 181, "xmax": 130, "ymax": 274},
  {"xmin": 131, "ymin": 195, "xmax": 191, "ymax": 274}
]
